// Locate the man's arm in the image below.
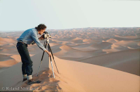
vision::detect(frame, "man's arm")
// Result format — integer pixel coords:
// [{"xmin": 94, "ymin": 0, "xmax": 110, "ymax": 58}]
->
[
  {"xmin": 31, "ymin": 34, "xmax": 44, "ymax": 45},
  {"xmin": 30, "ymin": 31, "xmax": 51, "ymax": 57},
  {"xmin": 38, "ymin": 35, "xmax": 44, "ymax": 40},
  {"xmin": 30, "ymin": 31, "xmax": 46, "ymax": 51}
]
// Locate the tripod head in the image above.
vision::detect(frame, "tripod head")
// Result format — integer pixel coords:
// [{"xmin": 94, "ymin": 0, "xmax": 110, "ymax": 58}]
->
[
  {"xmin": 43, "ymin": 31, "xmax": 51, "ymax": 39},
  {"xmin": 43, "ymin": 31, "xmax": 51, "ymax": 43}
]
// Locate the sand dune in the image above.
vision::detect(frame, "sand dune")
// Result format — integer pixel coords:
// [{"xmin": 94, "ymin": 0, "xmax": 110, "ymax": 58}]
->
[
  {"xmin": 0, "ymin": 36, "xmax": 45, "ymax": 70},
  {"xmin": 111, "ymin": 40, "xmax": 139, "ymax": 48},
  {"xmin": 0, "ymin": 52, "xmax": 34, "ymax": 70},
  {"xmin": 54, "ymin": 45, "xmax": 95, "ymax": 60},
  {"xmin": 80, "ymin": 49, "xmax": 140, "ymax": 75},
  {"xmin": 20, "ymin": 56, "xmax": 139, "ymax": 92},
  {"xmin": 91, "ymin": 42, "xmax": 112, "ymax": 49},
  {"xmin": 0, "ymin": 59, "xmax": 17, "ymax": 67},
  {"xmin": 72, "ymin": 45, "xmax": 98, "ymax": 51},
  {"xmin": 0, "ymin": 50, "xmax": 49, "ymax": 89},
  {"xmin": 55, "ymin": 37, "xmax": 74, "ymax": 41},
  {"xmin": 0, "ymin": 27, "xmax": 139, "ymax": 91},
  {"xmin": 0, "ymin": 37, "xmax": 15, "ymax": 46},
  {"xmin": 114, "ymin": 35, "xmax": 140, "ymax": 41},
  {"xmin": 103, "ymin": 38, "xmax": 140, "ymax": 53},
  {"xmin": 138, "ymin": 41, "xmax": 140, "ymax": 46},
  {"xmin": 72, "ymin": 37, "xmax": 83, "ymax": 43},
  {"xmin": 11, "ymin": 55, "xmax": 25, "ymax": 62},
  {"xmin": 54, "ymin": 56, "xmax": 139, "ymax": 92},
  {"xmin": 106, "ymin": 38, "xmax": 119, "ymax": 43},
  {"xmin": 83, "ymin": 39, "xmax": 92, "ymax": 43},
  {"xmin": 115, "ymin": 35, "xmax": 140, "ymax": 39},
  {"xmin": 0, "ymin": 54, "xmax": 12, "ymax": 61}
]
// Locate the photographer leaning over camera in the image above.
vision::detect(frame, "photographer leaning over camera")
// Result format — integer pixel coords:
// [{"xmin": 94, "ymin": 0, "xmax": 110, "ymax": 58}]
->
[{"xmin": 16, "ymin": 24, "xmax": 51, "ymax": 84}]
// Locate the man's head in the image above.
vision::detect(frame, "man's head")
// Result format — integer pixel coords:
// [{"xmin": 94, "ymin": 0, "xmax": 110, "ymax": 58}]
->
[{"xmin": 35, "ymin": 24, "xmax": 47, "ymax": 35}]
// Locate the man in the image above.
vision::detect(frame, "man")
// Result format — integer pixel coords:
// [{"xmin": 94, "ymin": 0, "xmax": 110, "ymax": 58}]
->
[{"xmin": 16, "ymin": 24, "xmax": 51, "ymax": 84}]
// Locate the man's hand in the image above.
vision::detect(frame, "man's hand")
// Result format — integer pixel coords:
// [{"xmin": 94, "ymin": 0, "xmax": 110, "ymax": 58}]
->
[{"xmin": 45, "ymin": 50, "xmax": 51, "ymax": 57}]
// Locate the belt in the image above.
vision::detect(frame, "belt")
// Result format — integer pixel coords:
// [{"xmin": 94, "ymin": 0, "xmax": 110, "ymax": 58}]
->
[{"xmin": 18, "ymin": 40, "xmax": 26, "ymax": 44}]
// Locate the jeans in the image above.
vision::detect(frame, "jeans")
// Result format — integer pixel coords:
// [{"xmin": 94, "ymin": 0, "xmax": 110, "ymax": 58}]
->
[{"xmin": 16, "ymin": 42, "xmax": 33, "ymax": 76}]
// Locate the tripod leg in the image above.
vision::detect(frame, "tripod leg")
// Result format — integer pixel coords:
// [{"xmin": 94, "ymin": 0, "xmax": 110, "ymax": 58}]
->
[
  {"xmin": 50, "ymin": 56, "xmax": 55, "ymax": 78},
  {"xmin": 48, "ymin": 43, "xmax": 59, "ymax": 73},
  {"xmin": 36, "ymin": 41, "xmax": 47, "ymax": 76}
]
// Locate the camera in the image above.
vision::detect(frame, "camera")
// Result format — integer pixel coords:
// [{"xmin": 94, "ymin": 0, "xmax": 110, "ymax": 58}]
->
[{"xmin": 43, "ymin": 31, "xmax": 51, "ymax": 39}]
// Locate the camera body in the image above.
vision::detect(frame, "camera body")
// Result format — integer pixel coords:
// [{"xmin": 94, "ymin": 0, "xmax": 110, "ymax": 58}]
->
[{"xmin": 43, "ymin": 31, "xmax": 51, "ymax": 39}]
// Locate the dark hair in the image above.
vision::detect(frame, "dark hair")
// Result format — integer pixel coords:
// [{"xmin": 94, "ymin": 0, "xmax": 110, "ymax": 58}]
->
[{"xmin": 35, "ymin": 24, "xmax": 47, "ymax": 31}]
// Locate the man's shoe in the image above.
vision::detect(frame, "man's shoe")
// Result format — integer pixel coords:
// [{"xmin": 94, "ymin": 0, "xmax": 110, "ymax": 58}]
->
[
  {"xmin": 23, "ymin": 78, "xmax": 27, "ymax": 82},
  {"xmin": 27, "ymin": 79, "xmax": 41, "ymax": 85}
]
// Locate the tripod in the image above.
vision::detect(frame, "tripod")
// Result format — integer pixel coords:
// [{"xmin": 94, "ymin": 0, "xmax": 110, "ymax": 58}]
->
[{"xmin": 36, "ymin": 36, "xmax": 59, "ymax": 78}]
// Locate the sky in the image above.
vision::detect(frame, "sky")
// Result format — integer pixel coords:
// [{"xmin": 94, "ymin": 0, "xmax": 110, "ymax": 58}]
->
[{"xmin": 0, "ymin": 0, "xmax": 140, "ymax": 31}]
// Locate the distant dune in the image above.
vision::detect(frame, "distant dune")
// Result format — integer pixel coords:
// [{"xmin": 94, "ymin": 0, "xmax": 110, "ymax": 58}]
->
[{"xmin": 0, "ymin": 37, "xmax": 15, "ymax": 46}]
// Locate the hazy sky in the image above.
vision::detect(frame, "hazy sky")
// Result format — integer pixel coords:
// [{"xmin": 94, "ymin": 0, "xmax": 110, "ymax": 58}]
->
[{"xmin": 0, "ymin": 0, "xmax": 140, "ymax": 31}]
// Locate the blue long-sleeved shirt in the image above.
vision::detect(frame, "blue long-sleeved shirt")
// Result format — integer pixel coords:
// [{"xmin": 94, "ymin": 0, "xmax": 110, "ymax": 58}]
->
[{"xmin": 17, "ymin": 28, "xmax": 46, "ymax": 51}]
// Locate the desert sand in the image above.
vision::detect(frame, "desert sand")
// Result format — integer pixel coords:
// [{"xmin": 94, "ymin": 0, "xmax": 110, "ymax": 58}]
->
[{"xmin": 0, "ymin": 27, "xmax": 139, "ymax": 92}]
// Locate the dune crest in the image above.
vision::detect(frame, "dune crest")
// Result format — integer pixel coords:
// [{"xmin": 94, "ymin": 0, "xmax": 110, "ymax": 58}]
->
[{"xmin": 21, "ymin": 56, "xmax": 139, "ymax": 92}]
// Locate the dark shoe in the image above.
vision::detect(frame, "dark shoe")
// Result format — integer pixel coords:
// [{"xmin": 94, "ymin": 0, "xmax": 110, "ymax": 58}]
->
[
  {"xmin": 27, "ymin": 79, "xmax": 41, "ymax": 85},
  {"xmin": 23, "ymin": 78, "xmax": 27, "ymax": 82}
]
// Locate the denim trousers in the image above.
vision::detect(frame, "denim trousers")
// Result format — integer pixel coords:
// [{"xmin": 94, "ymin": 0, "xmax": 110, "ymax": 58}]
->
[{"xmin": 16, "ymin": 42, "xmax": 33, "ymax": 76}]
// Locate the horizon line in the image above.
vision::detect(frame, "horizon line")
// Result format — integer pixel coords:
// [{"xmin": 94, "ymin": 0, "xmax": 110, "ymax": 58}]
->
[{"xmin": 0, "ymin": 26, "xmax": 140, "ymax": 32}]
